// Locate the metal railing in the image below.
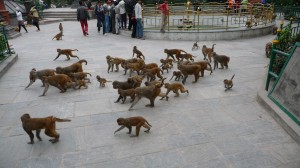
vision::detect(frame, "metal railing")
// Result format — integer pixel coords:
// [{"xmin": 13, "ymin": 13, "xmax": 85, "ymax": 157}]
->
[
  {"xmin": 0, "ymin": 26, "xmax": 12, "ymax": 63},
  {"xmin": 142, "ymin": 2, "xmax": 275, "ymax": 32}
]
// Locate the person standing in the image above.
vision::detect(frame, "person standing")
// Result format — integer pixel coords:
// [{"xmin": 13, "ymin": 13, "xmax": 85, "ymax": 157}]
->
[
  {"xmin": 95, "ymin": 0, "xmax": 106, "ymax": 35},
  {"xmin": 29, "ymin": 5, "xmax": 40, "ymax": 31},
  {"xmin": 241, "ymin": 0, "xmax": 248, "ymax": 13},
  {"xmin": 77, "ymin": 1, "xmax": 90, "ymax": 36},
  {"xmin": 125, "ymin": 0, "xmax": 135, "ymax": 30},
  {"xmin": 110, "ymin": 2, "xmax": 116, "ymax": 34},
  {"xmin": 115, "ymin": 3, "xmax": 120, "ymax": 34},
  {"xmin": 135, "ymin": 0, "xmax": 143, "ymax": 39},
  {"xmin": 131, "ymin": 8, "xmax": 137, "ymax": 38},
  {"xmin": 16, "ymin": 7, "xmax": 28, "ymax": 33},
  {"xmin": 158, "ymin": 0, "xmax": 169, "ymax": 33},
  {"xmin": 104, "ymin": 1, "xmax": 111, "ymax": 33},
  {"xmin": 118, "ymin": 0, "xmax": 126, "ymax": 29}
]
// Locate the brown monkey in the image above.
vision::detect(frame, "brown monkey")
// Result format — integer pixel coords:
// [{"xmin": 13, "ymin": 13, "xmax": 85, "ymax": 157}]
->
[
  {"xmin": 20, "ymin": 113, "xmax": 71, "ymax": 144},
  {"xmin": 143, "ymin": 72, "xmax": 156, "ymax": 81},
  {"xmin": 192, "ymin": 41, "xmax": 199, "ymax": 50},
  {"xmin": 112, "ymin": 80, "xmax": 140, "ymax": 90},
  {"xmin": 132, "ymin": 46, "xmax": 145, "ymax": 60},
  {"xmin": 211, "ymin": 52, "xmax": 230, "ymax": 70},
  {"xmin": 40, "ymin": 74, "xmax": 75, "ymax": 96},
  {"xmin": 68, "ymin": 72, "xmax": 92, "ymax": 83},
  {"xmin": 128, "ymin": 82, "xmax": 163, "ymax": 110},
  {"xmin": 144, "ymin": 63, "xmax": 158, "ymax": 69},
  {"xmin": 142, "ymin": 67, "xmax": 164, "ymax": 81},
  {"xmin": 74, "ymin": 79, "xmax": 88, "ymax": 89},
  {"xmin": 115, "ymin": 88, "xmax": 136, "ymax": 103},
  {"xmin": 25, "ymin": 68, "xmax": 56, "ymax": 89},
  {"xmin": 127, "ymin": 75, "xmax": 144, "ymax": 88},
  {"xmin": 54, "ymin": 49, "xmax": 79, "ymax": 61},
  {"xmin": 245, "ymin": 21, "xmax": 252, "ymax": 28},
  {"xmin": 160, "ymin": 58, "xmax": 173, "ymax": 68},
  {"xmin": 176, "ymin": 53, "xmax": 196, "ymax": 62},
  {"xmin": 56, "ymin": 59, "xmax": 87, "ymax": 74},
  {"xmin": 177, "ymin": 64, "xmax": 202, "ymax": 84},
  {"xmin": 96, "ymin": 75, "xmax": 112, "ymax": 87},
  {"xmin": 114, "ymin": 116, "xmax": 152, "ymax": 137},
  {"xmin": 52, "ymin": 31, "xmax": 63, "ymax": 40},
  {"xmin": 144, "ymin": 78, "xmax": 169, "ymax": 101},
  {"xmin": 161, "ymin": 63, "xmax": 172, "ymax": 74},
  {"xmin": 188, "ymin": 61, "xmax": 213, "ymax": 77},
  {"xmin": 121, "ymin": 58, "xmax": 139, "ymax": 75},
  {"xmin": 59, "ymin": 23, "xmax": 63, "ymax": 32},
  {"xmin": 224, "ymin": 74, "xmax": 235, "ymax": 91},
  {"xmin": 169, "ymin": 71, "xmax": 183, "ymax": 81},
  {"xmin": 164, "ymin": 49, "xmax": 187, "ymax": 61},
  {"xmin": 202, "ymin": 44, "xmax": 215, "ymax": 62},
  {"xmin": 265, "ymin": 42, "xmax": 272, "ymax": 58},
  {"xmin": 164, "ymin": 82, "xmax": 189, "ymax": 97},
  {"xmin": 106, "ymin": 55, "xmax": 125, "ymax": 73},
  {"xmin": 126, "ymin": 59, "xmax": 145, "ymax": 76}
]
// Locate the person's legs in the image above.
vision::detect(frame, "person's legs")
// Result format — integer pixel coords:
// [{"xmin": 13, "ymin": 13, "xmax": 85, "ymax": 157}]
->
[
  {"xmin": 115, "ymin": 17, "xmax": 119, "ymax": 34},
  {"xmin": 101, "ymin": 18, "xmax": 106, "ymax": 35},
  {"xmin": 121, "ymin": 13, "xmax": 126, "ymax": 29},
  {"xmin": 127, "ymin": 13, "xmax": 132, "ymax": 30},
  {"xmin": 97, "ymin": 17, "xmax": 101, "ymax": 32},
  {"xmin": 22, "ymin": 25, "xmax": 28, "ymax": 32},
  {"xmin": 80, "ymin": 20, "xmax": 86, "ymax": 35},
  {"xmin": 18, "ymin": 23, "xmax": 21, "ymax": 32},
  {"xmin": 131, "ymin": 19, "xmax": 136, "ymax": 38},
  {"xmin": 83, "ymin": 20, "xmax": 88, "ymax": 35},
  {"xmin": 136, "ymin": 18, "xmax": 143, "ymax": 38}
]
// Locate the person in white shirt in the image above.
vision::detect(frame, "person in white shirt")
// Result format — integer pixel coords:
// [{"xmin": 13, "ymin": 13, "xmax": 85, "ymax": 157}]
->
[
  {"xmin": 134, "ymin": 0, "xmax": 143, "ymax": 39},
  {"xmin": 15, "ymin": 7, "xmax": 28, "ymax": 33},
  {"xmin": 118, "ymin": 0, "xmax": 126, "ymax": 29}
]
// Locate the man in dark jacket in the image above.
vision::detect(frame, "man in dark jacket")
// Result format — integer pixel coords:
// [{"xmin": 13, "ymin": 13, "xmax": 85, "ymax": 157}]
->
[
  {"xmin": 77, "ymin": 1, "xmax": 90, "ymax": 36},
  {"xmin": 95, "ymin": 0, "xmax": 106, "ymax": 35}
]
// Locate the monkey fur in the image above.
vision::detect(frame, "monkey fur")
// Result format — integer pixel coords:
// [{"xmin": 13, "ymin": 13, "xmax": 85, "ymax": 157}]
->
[
  {"xmin": 177, "ymin": 64, "xmax": 202, "ymax": 84},
  {"xmin": 202, "ymin": 44, "xmax": 215, "ymax": 62},
  {"xmin": 106, "ymin": 55, "xmax": 125, "ymax": 73},
  {"xmin": 132, "ymin": 46, "xmax": 145, "ymax": 60},
  {"xmin": 96, "ymin": 75, "xmax": 112, "ymax": 87},
  {"xmin": 25, "ymin": 68, "xmax": 56, "ymax": 89},
  {"xmin": 160, "ymin": 58, "xmax": 173, "ymax": 68},
  {"xmin": 115, "ymin": 88, "xmax": 136, "ymax": 103},
  {"xmin": 68, "ymin": 72, "xmax": 92, "ymax": 83},
  {"xmin": 59, "ymin": 23, "xmax": 63, "ymax": 32},
  {"xmin": 21, "ymin": 113, "xmax": 71, "ymax": 144},
  {"xmin": 40, "ymin": 74, "xmax": 75, "ymax": 96},
  {"xmin": 52, "ymin": 31, "xmax": 63, "ymax": 40},
  {"xmin": 211, "ymin": 52, "xmax": 230, "ymax": 70},
  {"xmin": 114, "ymin": 116, "xmax": 152, "ymax": 137},
  {"xmin": 56, "ymin": 59, "xmax": 87, "ymax": 74},
  {"xmin": 164, "ymin": 82, "xmax": 189, "ymax": 97},
  {"xmin": 74, "ymin": 79, "xmax": 88, "ymax": 89},
  {"xmin": 164, "ymin": 49, "xmax": 187, "ymax": 61},
  {"xmin": 224, "ymin": 74, "xmax": 235, "ymax": 91},
  {"xmin": 169, "ymin": 71, "xmax": 183, "ymax": 81},
  {"xmin": 188, "ymin": 61, "xmax": 213, "ymax": 77},
  {"xmin": 176, "ymin": 53, "xmax": 195, "ymax": 62},
  {"xmin": 144, "ymin": 63, "xmax": 159, "ymax": 69},
  {"xmin": 161, "ymin": 63, "xmax": 172, "ymax": 74},
  {"xmin": 144, "ymin": 78, "xmax": 169, "ymax": 101},
  {"xmin": 142, "ymin": 67, "xmax": 164, "ymax": 81},
  {"xmin": 265, "ymin": 42, "xmax": 272, "ymax": 58},
  {"xmin": 54, "ymin": 49, "xmax": 79, "ymax": 61},
  {"xmin": 192, "ymin": 41, "xmax": 199, "ymax": 50}
]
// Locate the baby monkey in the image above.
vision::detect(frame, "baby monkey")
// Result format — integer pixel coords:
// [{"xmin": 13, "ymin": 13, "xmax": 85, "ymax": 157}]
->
[
  {"xmin": 114, "ymin": 116, "xmax": 152, "ymax": 137},
  {"xmin": 224, "ymin": 74, "xmax": 235, "ymax": 91},
  {"xmin": 191, "ymin": 41, "xmax": 199, "ymax": 50},
  {"xmin": 96, "ymin": 75, "xmax": 111, "ymax": 87},
  {"xmin": 132, "ymin": 46, "xmax": 145, "ymax": 60}
]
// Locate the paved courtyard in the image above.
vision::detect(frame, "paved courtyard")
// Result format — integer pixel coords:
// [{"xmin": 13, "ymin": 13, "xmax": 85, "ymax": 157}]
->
[{"xmin": 0, "ymin": 20, "xmax": 299, "ymax": 168}]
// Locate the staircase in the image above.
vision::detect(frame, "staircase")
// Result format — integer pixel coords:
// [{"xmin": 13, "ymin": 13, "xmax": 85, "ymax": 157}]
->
[{"xmin": 42, "ymin": 8, "xmax": 77, "ymax": 21}]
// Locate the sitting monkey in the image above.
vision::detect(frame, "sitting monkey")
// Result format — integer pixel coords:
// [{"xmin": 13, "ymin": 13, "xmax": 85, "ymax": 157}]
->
[
  {"xmin": 164, "ymin": 82, "xmax": 189, "ymax": 97},
  {"xmin": 21, "ymin": 113, "xmax": 71, "ymax": 144},
  {"xmin": 114, "ymin": 116, "xmax": 152, "ymax": 137},
  {"xmin": 224, "ymin": 74, "xmax": 235, "ymax": 91},
  {"xmin": 25, "ymin": 68, "xmax": 56, "ymax": 89}
]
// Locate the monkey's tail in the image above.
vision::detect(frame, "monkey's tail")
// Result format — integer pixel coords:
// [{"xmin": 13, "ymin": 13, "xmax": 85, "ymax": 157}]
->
[
  {"xmin": 181, "ymin": 50, "xmax": 187, "ymax": 54},
  {"xmin": 212, "ymin": 44, "xmax": 216, "ymax": 51},
  {"xmin": 106, "ymin": 81, "xmax": 112, "ymax": 82},
  {"xmin": 145, "ymin": 120, "xmax": 152, "ymax": 127},
  {"xmin": 54, "ymin": 117, "xmax": 71, "ymax": 122},
  {"xmin": 72, "ymin": 49, "xmax": 79, "ymax": 51},
  {"xmin": 86, "ymin": 73, "xmax": 92, "ymax": 76},
  {"xmin": 227, "ymin": 57, "xmax": 230, "ymax": 63},
  {"xmin": 78, "ymin": 59, "xmax": 87, "ymax": 65},
  {"xmin": 231, "ymin": 74, "xmax": 235, "ymax": 80}
]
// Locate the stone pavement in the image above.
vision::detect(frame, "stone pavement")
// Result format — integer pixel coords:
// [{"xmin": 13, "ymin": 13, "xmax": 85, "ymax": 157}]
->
[{"xmin": 0, "ymin": 20, "xmax": 299, "ymax": 168}]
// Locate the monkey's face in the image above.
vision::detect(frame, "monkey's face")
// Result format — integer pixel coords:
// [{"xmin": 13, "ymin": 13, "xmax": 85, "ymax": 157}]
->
[
  {"xmin": 117, "ymin": 118, "xmax": 125, "ymax": 125},
  {"xmin": 57, "ymin": 49, "xmax": 61, "ymax": 52},
  {"xmin": 21, "ymin": 113, "xmax": 31, "ymax": 122},
  {"xmin": 56, "ymin": 67, "xmax": 63, "ymax": 73},
  {"xmin": 164, "ymin": 83, "xmax": 170, "ymax": 89},
  {"xmin": 202, "ymin": 45, "xmax": 207, "ymax": 48},
  {"xmin": 133, "ymin": 46, "xmax": 137, "ymax": 49},
  {"xmin": 112, "ymin": 81, "xmax": 119, "ymax": 89},
  {"xmin": 106, "ymin": 55, "xmax": 111, "ymax": 60}
]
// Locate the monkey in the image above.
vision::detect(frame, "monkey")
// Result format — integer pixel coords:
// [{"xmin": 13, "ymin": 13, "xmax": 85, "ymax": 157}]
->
[
  {"xmin": 52, "ymin": 31, "xmax": 63, "ymax": 40},
  {"xmin": 272, "ymin": 26, "xmax": 278, "ymax": 35},
  {"xmin": 106, "ymin": 55, "xmax": 125, "ymax": 73},
  {"xmin": 73, "ymin": 79, "xmax": 88, "ymax": 89},
  {"xmin": 164, "ymin": 49, "xmax": 187, "ymax": 61},
  {"xmin": 161, "ymin": 63, "xmax": 172, "ymax": 74},
  {"xmin": 142, "ymin": 67, "xmax": 164, "ymax": 81},
  {"xmin": 175, "ymin": 53, "xmax": 196, "ymax": 62},
  {"xmin": 56, "ymin": 59, "xmax": 87, "ymax": 74},
  {"xmin": 188, "ymin": 61, "xmax": 213, "ymax": 77},
  {"xmin": 245, "ymin": 21, "xmax": 252, "ymax": 28},
  {"xmin": 202, "ymin": 44, "xmax": 215, "ymax": 62},
  {"xmin": 169, "ymin": 71, "xmax": 183, "ymax": 81},
  {"xmin": 40, "ymin": 74, "xmax": 75, "ymax": 96},
  {"xmin": 224, "ymin": 74, "xmax": 235, "ymax": 91},
  {"xmin": 121, "ymin": 58, "xmax": 139, "ymax": 75},
  {"xmin": 128, "ymin": 82, "xmax": 163, "ymax": 110},
  {"xmin": 144, "ymin": 78, "xmax": 169, "ymax": 101},
  {"xmin": 177, "ymin": 64, "xmax": 202, "ymax": 84},
  {"xmin": 211, "ymin": 52, "xmax": 230, "ymax": 70},
  {"xmin": 127, "ymin": 75, "xmax": 144, "ymax": 88},
  {"xmin": 126, "ymin": 59, "xmax": 145, "ymax": 77},
  {"xmin": 192, "ymin": 41, "xmax": 199, "ymax": 50},
  {"xmin": 59, "ymin": 22, "xmax": 63, "ymax": 32},
  {"xmin": 164, "ymin": 82, "xmax": 189, "ymax": 97},
  {"xmin": 20, "ymin": 113, "xmax": 71, "ymax": 144},
  {"xmin": 112, "ymin": 80, "xmax": 140, "ymax": 90},
  {"xmin": 25, "ymin": 68, "xmax": 56, "ymax": 89},
  {"xmin": 115, "ymin": 88, "xmax": 136, "ymax": 103},
  {"xmin": 114, "ymin": 116, "xmax": 151, "ymax": 137},
  {"xmin": 144, "ymin": 63, "xmax": 158, "ymax": 69},
  {"xmin": 54, "ymin": 49, "xmax": 79, "ymax": 61},
  {"xmin": 68, "ymin": 72, "xmax": 92, "ymax": 83},
  {"xmin": 265, "ymin": 42, "xmax": 272, "ymax": 58},
  {"xmin": 96, "ymin": 75, "xmax": 112, "ymax": 87},
  {"xmin": 143, "ymin": 71, "xmax": 156, "ymax": 81},
  {"xmin": 160, "ymin": 58, "xmax": 173, "ymax": 68},
  {"xmin": 132, "ymin": 46, "xmax": 145, "ymax": 60}
]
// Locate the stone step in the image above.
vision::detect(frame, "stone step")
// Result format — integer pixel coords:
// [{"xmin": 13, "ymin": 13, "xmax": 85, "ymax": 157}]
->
[{"xmin": 43, "ymin": 11, "xmax": 77, "ymax": 21}]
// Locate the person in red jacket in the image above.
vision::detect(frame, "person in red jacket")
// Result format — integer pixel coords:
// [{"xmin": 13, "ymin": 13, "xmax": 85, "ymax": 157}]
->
[{"xmin": 158, "ymin": 0, "xmax": 169, "ymax": 33}]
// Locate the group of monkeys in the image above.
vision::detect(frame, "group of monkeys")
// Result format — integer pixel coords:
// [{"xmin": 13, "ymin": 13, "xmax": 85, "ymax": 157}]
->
[{"xmin": 21, "ymin": 23, "xmax": 236, "ymax": 144}]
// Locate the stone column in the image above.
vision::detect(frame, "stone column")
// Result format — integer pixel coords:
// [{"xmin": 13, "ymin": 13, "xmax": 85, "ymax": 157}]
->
[{"xmin": 0, "ymin": 0, "xmax": 10, "ymax": 24}]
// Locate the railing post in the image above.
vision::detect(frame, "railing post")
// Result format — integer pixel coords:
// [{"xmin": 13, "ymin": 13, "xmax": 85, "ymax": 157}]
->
[
  {"xmin": 197, "ymin": 9, "xmax": 200, "ymax": 32},
  {"xmin": 226, "ymin": 9, "xmax": 229, "ymax": 31}
]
